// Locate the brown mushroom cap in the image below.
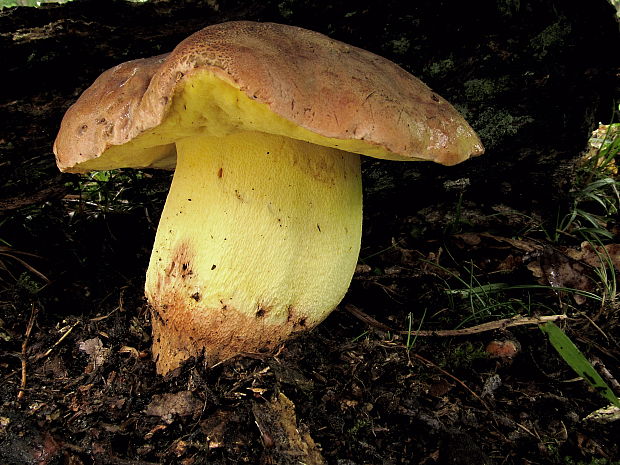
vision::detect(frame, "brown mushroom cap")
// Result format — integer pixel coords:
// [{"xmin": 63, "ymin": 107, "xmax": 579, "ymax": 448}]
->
[{"xmin": 53, "ymin": 21, "xmax": 483, "ymax": 172}]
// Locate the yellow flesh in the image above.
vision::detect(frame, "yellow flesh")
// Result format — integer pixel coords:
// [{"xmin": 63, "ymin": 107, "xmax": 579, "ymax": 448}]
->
[
  {"xmin": 145, "ymin": 132, "xmax": 362, "ymax": 373},
  {"xmin": 75, "ymin": 69, "xmax": 407, "ymax": 172}
]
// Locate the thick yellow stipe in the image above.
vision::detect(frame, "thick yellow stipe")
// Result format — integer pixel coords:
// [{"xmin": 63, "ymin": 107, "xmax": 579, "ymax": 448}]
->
[{"xmin": 145, "ymin": 131, "xmax": 362, "ymax": 373}]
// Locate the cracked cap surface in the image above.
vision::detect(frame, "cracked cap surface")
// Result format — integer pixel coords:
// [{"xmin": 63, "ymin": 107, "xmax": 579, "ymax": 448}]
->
[{"xmin": 53, "ymin": 21, "xmax": 484, "ymax": 172}]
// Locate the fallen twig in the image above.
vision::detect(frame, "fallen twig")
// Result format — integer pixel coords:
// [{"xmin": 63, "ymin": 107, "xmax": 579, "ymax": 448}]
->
[
  {"xmin": 411, "ymin": 352, "xmax": 490, "ymax": 410},
  {"xmin": 399, "ymin": 314, "xmax": 569, "ymax": 336},
  {"xmin": 0, "ymin": 246, "xmax": 50, "ymax": 283},
  {"xmin": 344, "ymin": 304, "xmax": 392, "ymax": 331},
  {"xmin": 33, "ymin": 321, "xmax": 79, "ymax": 361},
  {"xmin": 345, "ymin": 304, "xmax": 568, "ymax": 336},
  {"xmin": 3, "ymin": 319, "xmax": 79, "ymax": 384},
  {"xmin": 591, "ymin": 356, "xmax": 620, "ymax": 394},
  {"xmin": 18, "ymin": 304, "xmax": 38, "ymax": 401}
]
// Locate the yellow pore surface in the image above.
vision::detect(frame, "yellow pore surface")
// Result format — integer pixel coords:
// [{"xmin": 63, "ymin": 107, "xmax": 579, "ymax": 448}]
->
[
  {"xmin": 145, "ymin": 132, "xmax": 362, "ymax": 332},
  {"xmin": 76, "ymin": 68, "xmax": 400, "ymax": 172}
]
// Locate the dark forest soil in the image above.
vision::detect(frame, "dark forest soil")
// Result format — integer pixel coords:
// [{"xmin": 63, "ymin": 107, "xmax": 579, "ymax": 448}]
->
[{"xmin": 1, "ymin": 1, "xmax": 619, "ymax": 464}]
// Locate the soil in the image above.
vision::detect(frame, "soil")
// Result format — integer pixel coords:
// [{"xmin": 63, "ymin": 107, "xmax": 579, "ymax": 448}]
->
[{"xmin": 1, "ymin": 1, "xmax": 619, "ymax": 464}]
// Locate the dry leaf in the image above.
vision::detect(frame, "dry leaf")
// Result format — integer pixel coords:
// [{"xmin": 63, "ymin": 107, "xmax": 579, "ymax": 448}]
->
[
  {"xmin": 539, "ymin": 247, "xmax": 593, "ymax": 304},
  {"xmin": 144, "ymin": 391, "xmax": 202, "ymax": 423},
  {"xmin": 567, "ymin": 242, "xmax": 620, "ymax": 272},
  {"xmin": 78, "ymin": 337, "xmax": 110, "ymax": 373},
  {"xmin": 253, "ymin": 393, "xmax": 326, "ymax": 465}
]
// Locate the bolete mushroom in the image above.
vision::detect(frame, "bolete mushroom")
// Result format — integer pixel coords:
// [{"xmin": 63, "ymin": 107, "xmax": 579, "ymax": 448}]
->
[{"xmin": 53, "ymin": 21, "xmax": 484, "ymax": 374}]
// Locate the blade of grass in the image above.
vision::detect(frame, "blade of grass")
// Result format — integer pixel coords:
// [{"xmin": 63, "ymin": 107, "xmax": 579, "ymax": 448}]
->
[
  {"xmin": 540, "ymin": 322, "xmax": 620, "ymax": 408},
  {"xmin": 406, "ymin": 308, "xmax": 426, "ymax": 350}
]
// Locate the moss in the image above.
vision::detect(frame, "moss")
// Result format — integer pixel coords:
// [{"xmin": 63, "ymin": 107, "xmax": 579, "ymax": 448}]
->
[
  {"xmin": 443, "ymin": 341, "xmax": 488, "ymax": 370},
  {"xmin": 348, "ymin": 418, "xmax": 374, "ymax": 436},
  {"xmin": 16, "ymin": 272, "xmax": 43, "ymax": 294},
  {"xmin": 473, "ymin": 106, "xmax": 534, "ymax": 150},
  {"xmin": 496, "ymin": 0, "xmax": 522, "ymax": 17},
  {"xmin": 530, "ymin": 16, "xmax": 572, "ymax": 59},
  {"xmin": 389, "ymin": 37, "xmax": 410, "ymax": 56},
  {"xmin": 277, "ymin": 0, "xmax": 294, "ymax": 18},
  {"xmin": 464, "ymin": 77, "xmax": 511, "ymax": 102},
  {"xmin": 426, "ymin": 57, "xmax": 455, "ymax": 79}
]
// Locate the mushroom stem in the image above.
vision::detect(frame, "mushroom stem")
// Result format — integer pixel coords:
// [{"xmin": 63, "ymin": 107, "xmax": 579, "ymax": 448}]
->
[{"xmin": 145, "ymin": 131, "xmax": 362, "ymax": 373}]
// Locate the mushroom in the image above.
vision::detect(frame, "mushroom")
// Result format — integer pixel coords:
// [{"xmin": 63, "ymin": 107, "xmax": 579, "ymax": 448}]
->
[{"xmin": 53, "ymin": 21, "xmax": 484, "ymax": 374}]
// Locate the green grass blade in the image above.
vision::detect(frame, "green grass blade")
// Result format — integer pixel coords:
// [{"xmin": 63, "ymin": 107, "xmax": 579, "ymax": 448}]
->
[
  {"xmin": 540, "ymin": 322, "xmax": 620, "ymax": 408},
  {"xmin": 581, "ymin": 177, "xmax": 617, "ymax": 192}
]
